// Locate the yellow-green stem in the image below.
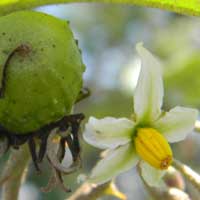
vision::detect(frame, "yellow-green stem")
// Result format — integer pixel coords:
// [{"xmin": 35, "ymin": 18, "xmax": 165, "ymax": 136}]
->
[{"xmin": 0, "ymin": 0, "xmax": 200, "ymax": 16}]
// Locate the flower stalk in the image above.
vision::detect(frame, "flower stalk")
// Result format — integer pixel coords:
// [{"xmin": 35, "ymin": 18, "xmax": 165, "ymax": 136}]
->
[{"xmin": 172, "ymin": 159, "xmax": 200, "ymax": 192}]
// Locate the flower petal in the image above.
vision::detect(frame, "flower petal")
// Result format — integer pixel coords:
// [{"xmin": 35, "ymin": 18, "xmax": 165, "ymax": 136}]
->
[
  {"xmin": 83, "ymin": 117, "xmax": 134, "ymax": 149},
  {"xmin": 134, "ymin": 43, "xmax": 163, "ymax": 123},
  {"xmin": 154, "ymin": 106, "xmax": 198, "ymax": 143},
  {"xmin": 140, "ymin": 161, "xmax": 166, "ymax": 187},
  {"xmin": 89, "ymin": 143, "xmax": 139, "ymax": 184}
]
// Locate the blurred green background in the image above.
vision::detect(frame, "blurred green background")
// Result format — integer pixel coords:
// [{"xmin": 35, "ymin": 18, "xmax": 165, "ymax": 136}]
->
[{"xmin": 1, "ymin": 3, "xmax": 200, "ymax": 200}]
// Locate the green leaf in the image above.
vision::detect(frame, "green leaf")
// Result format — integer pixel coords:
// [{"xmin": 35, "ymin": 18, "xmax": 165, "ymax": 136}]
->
[{"xmin": 0, "ymin": 0, "xmax": 200, "ymax": 16}]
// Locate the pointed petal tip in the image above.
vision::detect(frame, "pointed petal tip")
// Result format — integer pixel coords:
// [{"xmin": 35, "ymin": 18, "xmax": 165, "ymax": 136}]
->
[{"xmin": 134, "ymin": 42, "xmax": 163, "ymax": 123}]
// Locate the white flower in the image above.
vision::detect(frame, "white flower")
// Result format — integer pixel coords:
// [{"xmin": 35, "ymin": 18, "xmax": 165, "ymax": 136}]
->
[{"xmin": 83, "ymin": 43, "xmax": 198, "ymax": 187}]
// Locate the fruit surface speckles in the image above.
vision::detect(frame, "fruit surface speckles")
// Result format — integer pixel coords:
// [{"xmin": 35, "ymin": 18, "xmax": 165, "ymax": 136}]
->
[{"xmin": 0, "ymin": 11, "xmax": 85, "ymax": 134}]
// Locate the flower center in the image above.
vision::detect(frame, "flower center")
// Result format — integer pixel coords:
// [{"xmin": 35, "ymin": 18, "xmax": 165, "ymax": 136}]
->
[{"xmin": 135, "ymin": 128, "xmax": 173, "ymax": 170}]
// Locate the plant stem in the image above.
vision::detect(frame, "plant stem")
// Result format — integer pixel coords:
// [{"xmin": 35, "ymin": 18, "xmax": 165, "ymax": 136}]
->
[
  {"xmin": 68, "ymin": 181, "xmax": 126, "ymax": 200},
  {"xmin": 0, "ymin": 0, "xmax": 200, "ymax": 17},
  {"xmin": 1, "ymin": 144, "xmax": 30, "ymax": 200},
  {"xmin": 172, "ymin": 159, "xmax": 200, "ymax": 192},
  {"xmin": 68, "ymin": 182, "xmax": 110, "ymax": 200}
]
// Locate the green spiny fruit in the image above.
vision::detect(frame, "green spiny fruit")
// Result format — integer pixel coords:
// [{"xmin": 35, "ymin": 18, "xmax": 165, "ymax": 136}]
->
[{"xmin": 0, "ymin": 11, "xmax": 85, "ymax": 134}]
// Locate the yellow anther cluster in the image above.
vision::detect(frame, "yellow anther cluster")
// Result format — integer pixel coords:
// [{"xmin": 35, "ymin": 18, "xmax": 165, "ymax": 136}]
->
[{"xmin": 135, "ymin": 128, "xmax": 173, "ymax": 170}]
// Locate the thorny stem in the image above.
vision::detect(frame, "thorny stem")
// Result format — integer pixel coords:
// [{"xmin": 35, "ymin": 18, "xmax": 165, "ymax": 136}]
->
[
  {"xmin": 172, "ymin": 159, "xmax": 200, "ymax": 193},
  {"xmin": 1, "ymin": 144, "xmax": 30, "ymax": 200}
]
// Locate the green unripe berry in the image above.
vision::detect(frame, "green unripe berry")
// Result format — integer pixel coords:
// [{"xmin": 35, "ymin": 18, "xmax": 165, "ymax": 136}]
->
[{"xmin": 0, "ymin": 11, "xmax": 85, "ymax": 134}]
